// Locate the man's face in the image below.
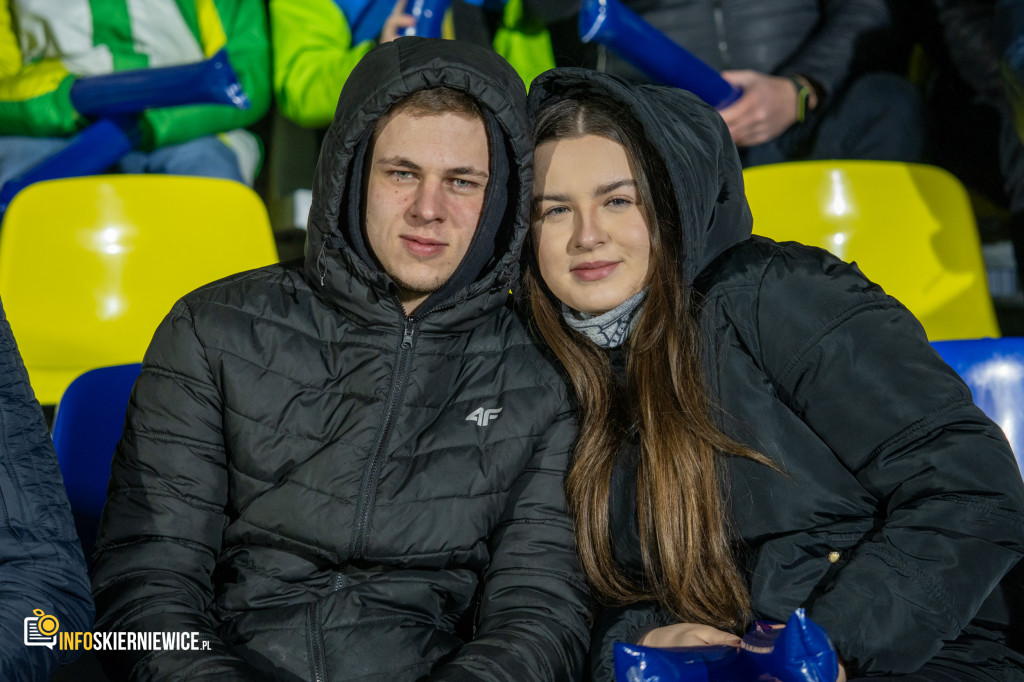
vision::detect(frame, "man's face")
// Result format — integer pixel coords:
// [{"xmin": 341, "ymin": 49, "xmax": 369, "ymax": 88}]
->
[{"xmin": 365, "ymin": 110, "xmax": 490, "ymax": 314}]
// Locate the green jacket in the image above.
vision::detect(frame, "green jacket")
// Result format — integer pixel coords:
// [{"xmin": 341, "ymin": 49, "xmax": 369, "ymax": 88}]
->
[
  {"xmin": 0, "ymin": 0, "xmax": 270, "ymax": 150},
  {"xmin": 271, "ymin": 0, "xmax": 554, "ymax": 129}
]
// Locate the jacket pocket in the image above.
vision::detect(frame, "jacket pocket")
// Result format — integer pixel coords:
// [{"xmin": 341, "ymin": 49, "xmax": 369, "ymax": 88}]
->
[{"xmin": 306, "ymin": 600, "xmax": 329, "ymax": 682}]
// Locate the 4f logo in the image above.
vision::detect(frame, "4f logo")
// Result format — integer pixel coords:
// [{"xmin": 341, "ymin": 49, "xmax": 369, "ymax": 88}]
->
[{"xmin": 466, "ymin": 407, "xmax": 502, "ymax": 427}]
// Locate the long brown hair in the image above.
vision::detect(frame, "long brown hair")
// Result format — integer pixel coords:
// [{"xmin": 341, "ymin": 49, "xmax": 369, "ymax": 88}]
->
[{"xmin": 525, "ymin": 96, "xmax": 775, "ymax": 632}]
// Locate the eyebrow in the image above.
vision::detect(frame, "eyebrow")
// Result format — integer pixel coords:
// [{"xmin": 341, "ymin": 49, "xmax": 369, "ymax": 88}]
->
[
  {"xmin": 533, "ymin": 178, "xmax": 638, "ymax": 207},
  {"xmin": 375, "ymin": 155, "xmax": 489, "ymax": 180}
]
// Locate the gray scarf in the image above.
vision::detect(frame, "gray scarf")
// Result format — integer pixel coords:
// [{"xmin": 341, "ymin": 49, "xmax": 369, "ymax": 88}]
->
[{"xmin": 562, "ymin": 290, "xmax": 647, "ymax": 348}]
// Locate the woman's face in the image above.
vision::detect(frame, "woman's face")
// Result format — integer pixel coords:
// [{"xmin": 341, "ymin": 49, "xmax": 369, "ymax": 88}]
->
[{"xmin": 532, "ymin": 135, "xmax": 651, "ymax": 315}]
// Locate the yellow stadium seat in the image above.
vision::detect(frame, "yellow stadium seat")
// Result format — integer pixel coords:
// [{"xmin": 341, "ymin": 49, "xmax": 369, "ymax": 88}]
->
[
  {"xmin": 743, "ymin": 160, "xmax": 999, "ymax": 342},
  {"xmin": 0, "ymin": 175, "xmax": 279, "ymax": 404}
]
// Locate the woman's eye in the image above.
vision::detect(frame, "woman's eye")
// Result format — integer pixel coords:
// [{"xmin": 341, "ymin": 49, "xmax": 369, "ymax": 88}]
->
[
  {"xmin": 607, "ymin": 197, "xmax": 634, "ymax": 209},
  {"xmin": 541, "ymin": 205, "xmax": 569, "ymax": 219}
]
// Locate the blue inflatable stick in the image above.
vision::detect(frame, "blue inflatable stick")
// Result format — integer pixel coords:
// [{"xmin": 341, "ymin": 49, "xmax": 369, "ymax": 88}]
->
[
  {"xmin": 396, "ymin": 0, "xmax": 451, "ymax": 38},
  {"xmin": 70, "ymin": 49, "xmax": 248, "ymax": 118},
  {"xmin": 613, "ymin": 609, "xmax": 839, "ymax": 682},
  {"xmin": 578, "ymin": 0, "xmax": 741, "ymax": 109},
  {"xmin": 0, "ymin": 118, "xmax": 136, "ymax": 213},
  {"xmin": 335, "ymin": 0, "xmax": 399, "ymax": 45}
]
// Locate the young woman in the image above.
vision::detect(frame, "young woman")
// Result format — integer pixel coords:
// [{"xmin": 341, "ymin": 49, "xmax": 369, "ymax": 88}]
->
[{"xmin": 524, "ymin": 68, "xmax": 1024, "ymax": 682}]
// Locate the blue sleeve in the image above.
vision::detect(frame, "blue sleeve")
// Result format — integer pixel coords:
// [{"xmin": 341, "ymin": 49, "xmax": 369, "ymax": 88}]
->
[{"xmin": 0, "ymin": 297, "xmax": 95, "ymax": 681}]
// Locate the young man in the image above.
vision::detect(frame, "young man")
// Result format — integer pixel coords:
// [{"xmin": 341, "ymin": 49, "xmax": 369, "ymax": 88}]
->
[{"xmin": 90, "ymin": 38, "xmax": 590, "ymax": 681}]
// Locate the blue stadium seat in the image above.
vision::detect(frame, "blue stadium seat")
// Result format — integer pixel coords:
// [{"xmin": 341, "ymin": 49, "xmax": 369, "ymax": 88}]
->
[
  {"xmin": 51, "ymin": 363, "xmax": 141, "ymax": 553},
  {"xmin": 931, "ymin": 338, "xmax": 1024, "ymax": 472}
]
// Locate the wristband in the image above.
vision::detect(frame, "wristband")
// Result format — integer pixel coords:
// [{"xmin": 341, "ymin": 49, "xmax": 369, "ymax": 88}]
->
[{"xmin": 789, "ymin": 75, "xmax": 812, "ymax": 123}]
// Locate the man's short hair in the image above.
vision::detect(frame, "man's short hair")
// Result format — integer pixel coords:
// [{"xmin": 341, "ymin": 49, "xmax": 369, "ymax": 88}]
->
[{"xmin": 376, "ymin": 87, "xmax": 484, "ymax": 136}]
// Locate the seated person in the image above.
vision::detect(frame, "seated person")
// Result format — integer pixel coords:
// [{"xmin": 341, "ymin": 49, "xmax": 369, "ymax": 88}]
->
[
  {"xmin": 272, "ymin": 0, "xmax": 552, "ymax": 130},
  {"xmin": 526, "ymin": 0, "xmax": 924, "ymax": 167},
  {"xmin": 0, "ymin": 0, "xmax": 270, "ymax": 187},
  {"xmin": 0, "ymin": 295, "xmax": 93, "ymax": 680},
  {"xmin": 524, "ymin": 67, "xmax": 1024, "ymax": 680},
  {"xmin": 89, "ymin": 38, "xmax": 590, "ymax": 681}
]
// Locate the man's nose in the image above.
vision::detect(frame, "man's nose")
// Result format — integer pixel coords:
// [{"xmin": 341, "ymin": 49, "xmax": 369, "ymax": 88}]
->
[{"xmin": 409, "ymin": 179, "xmax": 447, "ymax": 223}]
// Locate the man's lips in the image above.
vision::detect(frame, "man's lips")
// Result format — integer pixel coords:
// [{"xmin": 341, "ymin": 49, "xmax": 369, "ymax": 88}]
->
[
  {"xmin": 401, "ymin": 235, "xmax": 447, "ymax": 258},
  {"xmin": 571, "ymin": 260, "xmax": 619, "ymax": 282}
]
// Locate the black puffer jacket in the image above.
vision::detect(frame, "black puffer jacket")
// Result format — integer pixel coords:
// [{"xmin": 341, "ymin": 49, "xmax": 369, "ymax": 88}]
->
[
  {"xmin": 528, "ymin": 70, "xmax": 1024, "ymax": 680},
  {"xmin": 91, "ymin": 39, "xmax": 590, "ymax": 682}
]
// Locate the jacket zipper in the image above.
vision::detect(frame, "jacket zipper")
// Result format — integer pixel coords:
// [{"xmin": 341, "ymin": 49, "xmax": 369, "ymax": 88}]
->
[
  {"xmin": 306, "ymin": 601, "xmax": 326, "ymax": 682},
  {"xmin": 350, "ymin": 316, "xmax": 417, "ymax": 559},
  {"xmin": 712, "ymin": 0, "xmax": 731, "ymax": 69}
]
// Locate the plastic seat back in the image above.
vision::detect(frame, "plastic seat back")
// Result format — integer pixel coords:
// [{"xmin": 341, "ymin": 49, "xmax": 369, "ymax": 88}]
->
[
  {"xmin": 0, "ymin": 175, "xmax": 278, "ymax": 404},
  {"xmin": 743, "ymin": 161, "xmax": 999, "ymax": 341},
  {"xmin": 932, "ymin": 338, "xmax": 1024, "ymax": 472},
  {"xmin": 51, "ymin": 362, "xmax": 142, "ymax": 554}
]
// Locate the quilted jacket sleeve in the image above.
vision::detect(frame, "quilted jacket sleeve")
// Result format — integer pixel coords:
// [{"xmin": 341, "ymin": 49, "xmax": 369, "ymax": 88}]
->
[
  {"xmin": 755, "ymin": 246, "xmax": 1024, "ymax": 676},
  {"xmin": 778, "ymin": 0, "xmax": 890, "ymax": 99},
  {"xmin": 587, "ymin": 602, "xmax": 676, "ymax": 682},
  {"xmin": 429, "ymin": 406, "xmax": 593, "ymax": 681},
  {"xmin": 90, "ymin": 300, "xmax": 268, "ymax": 682},
  {"xmin": 0, "ymin": 299, "xmax": 94, "ymax": 681}
]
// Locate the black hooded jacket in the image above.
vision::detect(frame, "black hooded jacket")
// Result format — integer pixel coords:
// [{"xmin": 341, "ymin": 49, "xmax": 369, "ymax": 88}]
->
[
  {"xmin": 528, "ymin": 69, "xmax": 1024, "ymax": 680},
  {"xmin": 90, "ymin": 39, "xmax": 590, "ymax": 682}
]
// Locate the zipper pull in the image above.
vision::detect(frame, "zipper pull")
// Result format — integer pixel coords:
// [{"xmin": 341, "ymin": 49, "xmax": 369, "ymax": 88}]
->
[{"xmin": 402, "ymin": 322, "xmax": 415, "ymax": 349}]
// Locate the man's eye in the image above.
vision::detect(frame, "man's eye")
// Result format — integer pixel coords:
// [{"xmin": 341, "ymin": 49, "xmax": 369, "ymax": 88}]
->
[
  {"xmin": 391, "ymin": 171, "xmax": 414, "ymax": 180},
  {"xmin": 451, "ymin": 178, "xmax": 478, "ymax": 190}
]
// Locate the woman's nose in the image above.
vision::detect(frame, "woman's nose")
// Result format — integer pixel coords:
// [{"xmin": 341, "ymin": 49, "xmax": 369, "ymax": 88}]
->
[{"xmin": 573, "ymin": 212, "xmax": 607, "ymax": 250}]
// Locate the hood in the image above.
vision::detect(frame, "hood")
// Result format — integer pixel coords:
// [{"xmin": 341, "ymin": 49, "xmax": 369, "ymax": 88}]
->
[
  {"xmin": 304, "ymin": 37, "xmax": 532, "ymax": 322},
  {"xmin": 527, "ymin": 68, "xmax": 752, "ymax": 287}
]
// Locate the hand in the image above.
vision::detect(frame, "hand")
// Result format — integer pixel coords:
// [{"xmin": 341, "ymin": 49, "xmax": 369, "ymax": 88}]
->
[
  {"xmin": 380, "ymin": 0, "xmax": 416, "ymax": 43},
  {"xmin": 638, "ymin": 622, "xmax": 741, "ymax": 648},
  {"xmin": 718, "ymin": 70, "xmax": 803, "ymax": 147}
]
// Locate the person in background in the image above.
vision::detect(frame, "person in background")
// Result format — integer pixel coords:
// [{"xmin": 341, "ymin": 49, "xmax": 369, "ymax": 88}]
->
[
  {"xmin": 898, "ymin": 0, "xmax": 1024, "ymax": 296},
  {"xmin": 90, "ymin": 38, "xmax": 590, "ymax": 681},
  {"xmin": 0, "ymin": 0, "xmax": 270, "ymax": 187},
  {"xmin": 272, "ymin": 0, "xmax": 551, "ymax": 131},
  {"xmin": 513, "ymin": 0, "xmax": 924, "ymax": 167},
  {"xmin": 0, "ymin": 295, "xmax": 94, "ymax": 681},
  {"xmin": 525, "ymin": 68, "xmax": 1024, "ymax": 680}
]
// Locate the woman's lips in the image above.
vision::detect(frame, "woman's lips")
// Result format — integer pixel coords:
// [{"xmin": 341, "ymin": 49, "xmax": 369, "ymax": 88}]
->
[
  {"xmin": 571, "ymin": 260, "xmax": 619, "ymax": 282},
  {"xmin": 401, "ymin": 235, "xmax": 446, "ymax": 258}
]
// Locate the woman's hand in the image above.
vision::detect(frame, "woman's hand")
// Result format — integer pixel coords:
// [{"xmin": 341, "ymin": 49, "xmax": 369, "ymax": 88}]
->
[{"xmin": 638, "ymin": 623, "xmax": 741, "ymax": 648}]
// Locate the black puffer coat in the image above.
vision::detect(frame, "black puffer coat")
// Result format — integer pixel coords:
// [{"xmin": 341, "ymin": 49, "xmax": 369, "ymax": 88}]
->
[
  {"xmin": 91, "ymin": 39, "xmax": 590, "ymax": 682},
  {"xmin": 528, "ymin": 70, "xmax": 1024, "ymax": 680}
]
